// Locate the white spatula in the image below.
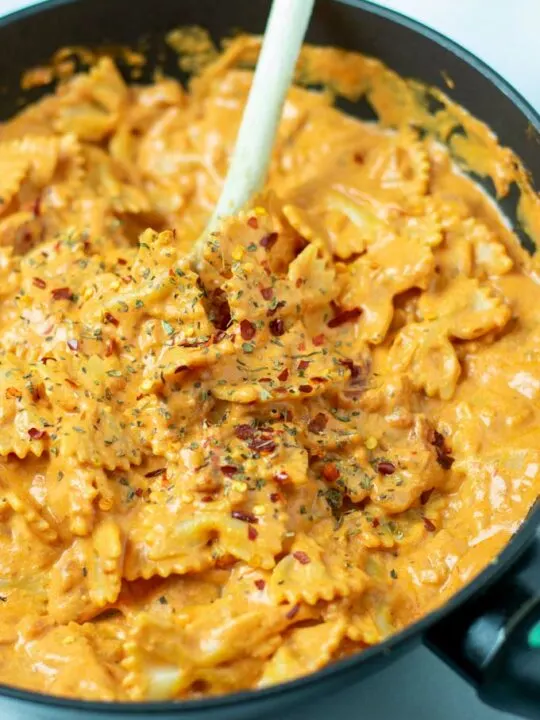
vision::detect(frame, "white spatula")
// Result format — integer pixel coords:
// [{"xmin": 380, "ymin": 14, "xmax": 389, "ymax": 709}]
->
[{"xmin": 193, "ymin": 0, "xmax": 315, "ymax": 261}]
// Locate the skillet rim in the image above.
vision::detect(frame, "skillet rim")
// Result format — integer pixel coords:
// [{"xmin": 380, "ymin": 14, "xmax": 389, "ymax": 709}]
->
[{"xmin": 0, "ymin": 0, "xmax": 538, "ymax": 712}]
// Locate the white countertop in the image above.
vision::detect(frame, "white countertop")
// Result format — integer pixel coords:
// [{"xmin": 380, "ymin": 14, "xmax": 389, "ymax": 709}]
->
[{"xmin": 0, "ymin": 2, "xmax": 536, "ymax": 720}]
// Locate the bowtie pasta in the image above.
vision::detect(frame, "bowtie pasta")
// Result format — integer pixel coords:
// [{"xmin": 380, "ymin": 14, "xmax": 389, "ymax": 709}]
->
[{"xmin": 0, "ymin": 36, "xmax": 538, "ymax": 702}]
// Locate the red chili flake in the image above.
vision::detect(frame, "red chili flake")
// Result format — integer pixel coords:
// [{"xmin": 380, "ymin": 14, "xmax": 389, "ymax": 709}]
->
[
  {"xmin": 431, "ymin": 430, "xmax": 445, "ymax": 448},
  {"xmin": 293, "ymin": 551, "xmax": 311, "ymax": 565},
  {"xmin": 377, "ymin": 461, "xmax": 396, "ymax": 475},
  {"xmin": 32, "ymin": 277, "xmax": 46, "ymax": 289},
  {"xmin": 117, "ymin": 257, "xmax": 127, "ymax": 266},
  {"xmin": 213, "ymin": 330, "xmax": 226, "ymax": 344},
  {"xmin": 327, "ymin": 307, "xmax": 361, "ymax": 328},
  {"xmin": 254, "ymin": 579, "xmax": 266, "ymax": 591},
  {"xmin": 269, "ymin": 318, "xmax": 285, "ymax": 336},
  {"xmin": 430, "ymin": 430, "xmax": 455, "ymax": 469},
  {"xmin": 135, "ymin": 487, "xmax": 144, "ymax": 497},
  {"xmin": 310, "ymin": 376, "xmax": 327, "ymax": 384},
  {"xmin": 247, "ymin": 216, "xmax": 259, "ymax": 229},
  {"xmin": 339, "ymin": 359, "xmax": 364, "ymax": 385},
  {"xmin": 5, "ymin": 387, "xmax": 22, "ymax": 400},
  {"xmin": 285, "ymin": 603, "xmax": 300, "ymax": 620},
  {"xmin": 307, "ymin": 412, "xmax": 328, "ymax": 434},
  {"xmin": 424, "ymin": 517, "xmax": 437, "ymax": 532},
  {"xmin": 259, "ymin": 232, "xmax": 278, "ymax": 250},
  {"xmin": 270, "ymin": 492, "xmax": 281, "ymax": 503},
  {"xmin": 312, "ymin": 334, "xmax": 325, "ymax": 346},
  {"xmin": 51, "ymin": 287, "xmax": 73, "ymax": 301},
  {"xmin": 258, "ymin": 377, "xmax": 272, "ymax": 383},
  {"xmin": 220, "ymin": 465, "xmax": 238, "ymax": 476},
  {"xmin": 145, "ymin": 467, "xmax": 166, "ymax": 478},
  {"xmin": 277, "ymin": 368, "xmax": 289, "ymax": 382},
  {"xmin": 322, "ymin": 462, "xmax": 340, "ymax": 482},
  {"xmin": 32, "ymin": 195, "xmax": 42, "ymax": 217},
  {"xmin": 208, "ymin": 288, "xmax": 232, "ymax": 331},
  {"xmin": 201, "ymin": 495, "xmax": 214, "ymax": 502},
  {"xmin": 40, "ymin": 356, "xmax": 56, "ymax": 365},
  {"xmin": 240, "ymin": 319, "xmax": 256, "ymax": 341},
  {"xmin": 122, "ymin": 275, "xmax": 133, "ymax": 284},
  {"xmin": 420, "ymin": 488, "xmax": 434, "ymax": 505},
  {"xmin": 298, "ymin": 342, "xmax": 306, "ymax": 352},
  {"xmin": 67, "ymin": 339, "xmax": 79, "ymax": 352},
  {"xmin": 65, "ymin": 379, "xmax": 79, "ymax": 389},
  {"xmin": 105, "ymin": 339, "xmax": 117, "ymax": 357},
  {"xmin": 266, "ymin": 300, "xmax": 286, "ymax": 317},
  {"xmin": 104, "ymin": 312, "xmax": 119, "ymax": 327},
  {"xmin": 371, "ymin": 518, "xmax": 380, "ymax": 528},
  {"xmin": 248, "ymin": 525, "xmax": 258, "ymax": 541},
  {"xmin": 28, "ymin": 428, "xmax": 46, "ymax": 440},
  {"xmin": 249, "ymin": 435, "xmax": 277, "ymax": 453},
  {"xmin": 261, "ymin": 259, "xmax": 272, "ymax": 276},
  {"xmin": 298, "ymin": 384, "xmax": 313, "ymax": 394},
  {"xmin": 353, "ymin": 152, "xmax": 364, "ymax": 164},
  {"xmin": 174, "ymin": 365, "xmax": 189, "ymax": 374},
  {"xmin": 297, "ymin": 360, "xmax": 310, "ymax": 371},
  {"xmin": 235, "ymin": 424, "xmax": 254, "ymax": 440},
  {"xmin": 260, "ymin": 287, "xmax": 273, "ymax": 301},
  {"xmin": 232, "ymin": 510, "xmax": 258, "ymax": 524},
  {"xmin": 295, "ymin": 278, "xmax": 303, "ymax": 289},
  {"xmin": 274, "ymin": 470, "xmax": 289, "ymax": 484}
]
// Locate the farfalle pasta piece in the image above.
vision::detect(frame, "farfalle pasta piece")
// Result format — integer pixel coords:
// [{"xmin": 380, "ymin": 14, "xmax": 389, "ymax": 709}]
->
[
  {"xmin": 97, "ymin": 230, "xmax": 218, "ymax": 375},
  {"xmin": 56, "ymin": 404, "xmax": 142, "ymax": 471},
  {"xmin": 287, "ymin": 242, "xmax": 340, "ymax": 309},
  {"xmin": 258, "ymin": 618, "xmax": 346, "ymax": 687},
  {"xmin": 132, "ymin": 391, "xmax": 206, "ymax": 459},
  {"xmin": 48, "ymin": 517, "xmax": 124, "ymax": 623},
  {"xmin": 269, "ymin": 528, "xmax": 368, "ymax": 605},
  {"xmin": 0, "ymin": 356, "xmax": 52, "ymax": 458},
  {"xmin": 122, "ymin": 598, "xmax": 312, "ymax": 700},
  {"xmin": 124, "ymin": 503, "xmax": 285, "ymax": 581},
  {"xmin": 209, "ymin": 320, "xmax": 350, "ymax": 403},
  {"xmin": 143, "ymin": 335, "xmax": 236, "ymax": 393},
  {"xmin": 54, "ymin": 57, "xmax": 128, "ymax": 141},
  {"xmin": 389, "ymin": 323, "xmax": 461, "ymax": 400},
  {"xmin": 340, "ymin": 228, "xmax": 436, "ymax": 344},
  {"xmin": 18, "ymin": 622, "xmax": 118, "ymax": 700},
  {"xmin": 84, "ymin": 145, "xmax": 150, "ymax": 214},
  {"xmin": 45, "ymin": 458, "xmax": 115, "ymax": 537},
  {"xmin": 0, "ymin": 133, "xmax": 84, "ymax": 213},
  {"xmin": 283, "ymin": 190, "xmax": 388, "ymax": 260},
  {"xmin": 435, "ymin": 215, "xmax": 513, "ymax": 280},
  {"xmin": 418, "ymin": 276, "xmax": 511, "ymax": 340},
  {"xmin": 389, "ymin": 278, "xmax": 511, "ymax": 398},
  {"xmin": 364, "ymin": 128, "xmax": 430, "ymax": 198},
  {"xmin": 0, "ymin": 470, "xmax": 59, "ymax": 544},
  {"xmin": 0, "ymin": 149, "xmax": 29, "ymax": 213},
  {"xmin": 346, "ymin": 595, "xmax": 395, "ymax": 645}
]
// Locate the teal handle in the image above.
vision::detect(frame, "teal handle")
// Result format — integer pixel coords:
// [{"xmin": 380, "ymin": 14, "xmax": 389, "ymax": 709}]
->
[{"xmin": 528, "ymin": 619, "xmax": 540, "ymax": 649}]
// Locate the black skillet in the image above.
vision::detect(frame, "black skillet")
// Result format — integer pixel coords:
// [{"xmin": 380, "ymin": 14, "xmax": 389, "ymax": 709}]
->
[{"xmin": 0, "ymin": 1, "xmax": 539, "ymax": 718}]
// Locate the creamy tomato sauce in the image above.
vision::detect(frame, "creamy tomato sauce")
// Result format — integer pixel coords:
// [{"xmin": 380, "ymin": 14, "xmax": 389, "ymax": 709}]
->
[{"xmin": 0, "ymin": 35, "xmax": 537, "ymax": 701}]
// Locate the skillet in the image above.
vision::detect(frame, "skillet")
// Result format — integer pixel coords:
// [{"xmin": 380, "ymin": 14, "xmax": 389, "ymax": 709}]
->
[{"xmin": 0, "ymin": 1, "xmax": 538, "ymax": 718}]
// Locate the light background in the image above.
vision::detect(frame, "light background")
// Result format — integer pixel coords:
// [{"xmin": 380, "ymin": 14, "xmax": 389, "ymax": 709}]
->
[{"xmin": 0, "ymin": 1, "xmax": 537, "ymax": 719}]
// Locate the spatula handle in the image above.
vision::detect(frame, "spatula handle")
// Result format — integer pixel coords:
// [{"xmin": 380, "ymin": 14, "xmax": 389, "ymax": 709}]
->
[{"xmin": 208, "ymin": 0, "xmax": 315, "ymax": 229}]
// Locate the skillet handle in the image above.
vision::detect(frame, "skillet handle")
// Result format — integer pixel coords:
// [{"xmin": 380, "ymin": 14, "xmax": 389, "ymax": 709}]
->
[{"xmin": 424, "ymin": 524, "xmax": 540, "ymax": 720}]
